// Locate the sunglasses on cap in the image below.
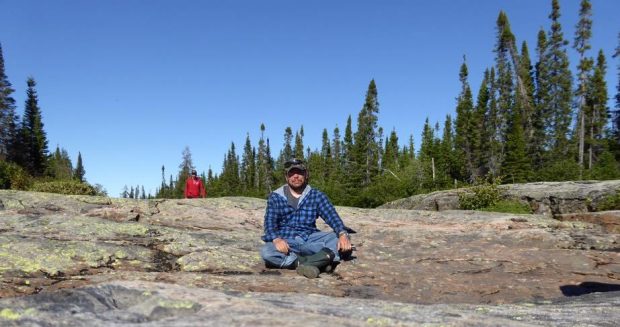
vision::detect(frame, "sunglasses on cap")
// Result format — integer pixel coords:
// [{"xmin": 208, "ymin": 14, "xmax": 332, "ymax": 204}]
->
[{"xmin": 284, "ymin": 158, "xmax": 304, "ymax": 169}]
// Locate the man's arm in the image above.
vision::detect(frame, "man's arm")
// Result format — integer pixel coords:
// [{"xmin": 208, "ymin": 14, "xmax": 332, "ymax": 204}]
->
[
  {"xmin": 262, "ymin": 194, "xmax": 281, "ymax": 242},
  {"xmin": 316, "ymin": 191, "xmax": 352, "ymax": 252}
]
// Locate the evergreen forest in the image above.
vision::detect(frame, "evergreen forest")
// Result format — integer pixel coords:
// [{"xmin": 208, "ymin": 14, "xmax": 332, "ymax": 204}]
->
[
  {"xmin": 155, "ymin": 0, "xmax": 620, "ymax": 207},
  {"xmin": 2, "ymin": 1, "xmax": 619, "ymax": 207}
]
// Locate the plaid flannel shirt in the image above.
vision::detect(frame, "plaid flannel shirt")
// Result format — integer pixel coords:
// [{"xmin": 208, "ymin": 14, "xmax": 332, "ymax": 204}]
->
[{"xmin": 262, "ymin": 185, "xmax": 346, "ymax": 242}]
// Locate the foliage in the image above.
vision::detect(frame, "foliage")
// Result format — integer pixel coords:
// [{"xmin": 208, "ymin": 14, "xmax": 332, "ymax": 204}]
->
[
  {"xmin": 0, "ymin": 161, "xmax": 31, "ymax": 190},
  {"xmin": 459, "ymin": 177, "xmax": 502, "ymax": 210},
  {"xmin": 29, "ymin": 179, "xmax": 97, "ymax": 196},
  {"xmin": 481, "ymin": 200, "xmax": 532, "ymax": 214},
  {"xmin": 596, "ymin": 191, "xmax": 620, "ymax": 211}
]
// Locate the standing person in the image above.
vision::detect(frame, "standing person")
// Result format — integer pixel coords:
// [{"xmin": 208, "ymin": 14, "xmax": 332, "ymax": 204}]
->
[
  {"xmin": 184, "ymin": 169, "xmax": 206, "ymax": 198},
  {"xmin": 260, "ymin": 158, "xmax": 352, "ymax": 279}
]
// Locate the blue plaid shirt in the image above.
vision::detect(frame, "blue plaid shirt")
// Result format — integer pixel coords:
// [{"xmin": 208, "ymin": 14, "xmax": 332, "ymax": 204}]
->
[{"xmin": 262, "ymin": 185, "xmax": 346, "ymax": 242}]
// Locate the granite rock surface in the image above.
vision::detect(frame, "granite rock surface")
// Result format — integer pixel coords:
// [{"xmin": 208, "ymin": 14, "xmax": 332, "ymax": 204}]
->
[{"xmin": 0, "ymin": 189, "xmax": 619, "ymax": 326}]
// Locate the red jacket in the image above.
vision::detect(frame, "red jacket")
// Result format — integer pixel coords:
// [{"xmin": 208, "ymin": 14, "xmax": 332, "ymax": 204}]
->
[{"xmin": 185, "ymin": 176, "xmax": 206, "ymax": 198}]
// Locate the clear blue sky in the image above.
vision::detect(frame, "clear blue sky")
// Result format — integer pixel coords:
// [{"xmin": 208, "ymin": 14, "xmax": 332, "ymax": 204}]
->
[{"xmin": 1, "ymin": 0, "xmax": 618, "ymax": 197}]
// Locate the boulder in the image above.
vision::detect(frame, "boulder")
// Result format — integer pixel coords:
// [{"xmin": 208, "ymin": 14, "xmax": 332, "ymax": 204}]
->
[{"xmin": 380, "ymin": 180, "xmax": 620, "ymax": 217}]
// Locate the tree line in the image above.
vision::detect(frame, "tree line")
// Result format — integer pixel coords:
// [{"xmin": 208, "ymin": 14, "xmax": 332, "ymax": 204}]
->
[
  {"xmin": 155, "ymin": 0, "xmax": 620, "ymax": 208},
  {"xmin": 0, "ymin": 43, "xmax": 98, "ymax": 194}
]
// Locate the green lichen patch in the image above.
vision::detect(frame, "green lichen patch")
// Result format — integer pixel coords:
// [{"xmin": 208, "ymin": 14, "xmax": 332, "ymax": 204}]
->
[
  {"xmin": 0, "ymin": 236, "xmax": 154, "ymax": 277},
  {"xmin": 177, "ymin": 247, "xmax": 260, "ymax": 273}
]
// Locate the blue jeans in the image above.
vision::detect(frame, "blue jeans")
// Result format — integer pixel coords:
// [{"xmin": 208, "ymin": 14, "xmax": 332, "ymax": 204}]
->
[{"xmin": 260, "ymin": 231, "xmax": 340, "ymax": 268}]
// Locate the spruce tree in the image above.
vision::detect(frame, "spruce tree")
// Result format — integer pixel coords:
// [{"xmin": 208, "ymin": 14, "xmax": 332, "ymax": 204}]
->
[
  {"xmin": 0, "ymin": 43, "xmax": 18, "ymax": 161},
  {"xmin": 281, "ymin": 127, "xmax": 293, "ymax": 162},
  {"xmin": 241, "ymin": 133, "xmax": 255, "ymax": 195},
  {"xmin": 439, "ymin": 115, "xmax": 457, "ymax": 186},
  {"xmin": 533, "ymin": 29, "xmax": 551, "ymax": 171},
  {"xmin": 331, "ymin": 126, "xmax": 343, "ymax": 174},
  {"xmin": 353, "ymin": 79, "xmax": 380, "ymax": 186},
  {"xmin": 19, "ymin": 77, "xmax": 49, "ymax": 176},
  {"xmin": 493, "ymin": 12, "xmax": 516, "ymax": 177},
  {"xmin": 174, "ymin": 146, "xmax": 194, "ymax": 197},
  {"xmin": 585, "ymin": 50, "xmax": 609, "ymax": 168},
  {"xmin": 320, "ymin": 128, "xmax": 332, "ymax": 179},
  {"xmin": 573, "ymin": 0, "xmax": 594, "ymax": 173},
  {"xmin": 47, "ymin": 146, "xmax": 73, "ymax": 180},
  {"xmin": 502, "ymin": 105, "xmax": 531, "ymax": 183},
  {"xmin": 518, "ymin": 41, "xmax": 536, "ymax": 147},
  {"xmin": 343, "ymin": 115, "xmax": 354, "ymax": 168},
  {"xmin": 546, "ymin": 0, "xmax": 573, "ymax": 157},
  {"xmin": 220, "ymin": 142, "xmax": 240, "ymax": 195},
  {"xmin": 383, "ymin": 129, "xmax": 399, "ymax": 169},
  {"xmin": 473, "ymin": 69, "xmax": 491, "ymax": 178},
  {"xmin": 294, "ymin": 126, "xmax": 305, "ymax": 160},
  {"xmin": 613, "ymin": 33, "xmax": 620, "ymax": 158},
  {"xmin": 74, "ymin": 152, "xmax": 85, "ymax": 182},
  {"xmin": 454, "ymin": 59, "xmax": 475, "ymax": 181}
]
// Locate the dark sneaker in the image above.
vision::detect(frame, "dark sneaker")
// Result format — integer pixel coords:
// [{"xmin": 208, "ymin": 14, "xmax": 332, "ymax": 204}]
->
[{"xmin": 296, "ymin": 265, "xmax": 320, "ymax": 279}]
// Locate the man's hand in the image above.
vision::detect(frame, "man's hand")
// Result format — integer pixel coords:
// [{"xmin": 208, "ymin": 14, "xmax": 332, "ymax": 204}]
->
[
  {"xmin": 273, "ymin": 238, "xmax": 290, "ymax": 254},
  {"xmin": 337, "ymin": 233, "xmax": 352, "ymax": 252}
]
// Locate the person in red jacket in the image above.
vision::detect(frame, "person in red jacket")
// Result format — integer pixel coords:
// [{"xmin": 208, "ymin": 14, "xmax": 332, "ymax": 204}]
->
[{"xmin": 184, "ymin": 169, "xmax": 206, "ymax": 198}]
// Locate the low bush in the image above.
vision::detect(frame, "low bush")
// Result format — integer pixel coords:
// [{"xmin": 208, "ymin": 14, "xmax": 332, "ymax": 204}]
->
[
  {"xmin": 458, "ymin": 177, "xmax": 502, "ymax": 210},
  {"xmin": 595, "ymin": 191, "xmax": 620, "ymax": 211},
  {"xmin": 29, "ymin": 179, "xmax": 97, "ymax": 195},
  {"xmin": 0, "ymin": 161, "xmax": 31, "ymax": 190},
  {"xmin": 480, "ymin": 200, "xmax": 532, "ymax": 214}
]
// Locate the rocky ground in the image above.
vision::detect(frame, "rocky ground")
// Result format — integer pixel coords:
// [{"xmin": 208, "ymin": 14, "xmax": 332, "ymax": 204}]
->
[{"xmin": 0, "ymin": 184, "xmax": 619, "ymax": 326}]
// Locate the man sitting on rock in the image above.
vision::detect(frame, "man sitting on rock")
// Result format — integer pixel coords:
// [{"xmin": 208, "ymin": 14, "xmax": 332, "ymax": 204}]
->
[{"xmin": 260, "ymin": 158, "xmax": 352, "ymax": 278}]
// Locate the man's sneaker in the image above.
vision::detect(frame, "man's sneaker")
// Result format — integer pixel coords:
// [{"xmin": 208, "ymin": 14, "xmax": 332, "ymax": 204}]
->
[{"xmin": 296, "ymin": 265, "xmax": 320, "ymax": 279}]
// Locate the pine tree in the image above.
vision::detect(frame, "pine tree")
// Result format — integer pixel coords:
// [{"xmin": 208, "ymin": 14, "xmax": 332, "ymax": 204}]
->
[
  {"xmin": 121, "ymin": 185, "xmax": 129, "ymax": 198},
  {"xmin": 74, "ymin": 152, "xmax": 85, "ymax": 182},
  {"xmin": 129, "ymin": 186, "xmax": 134, "ymax": 199},
  {"xmin": 141, "ymin": 186, "xmax": 146, "ymax": 199},
  {"xmin": 574, "ymin": 0, "xmax": 594, "ymax": 173},
  {"xmin": 19, "ymin": 77, "xmax": 49, "ymax": 176},
  {"xmin": 0, "ymin": 43, "xmax": 18, "ymax": 161}
]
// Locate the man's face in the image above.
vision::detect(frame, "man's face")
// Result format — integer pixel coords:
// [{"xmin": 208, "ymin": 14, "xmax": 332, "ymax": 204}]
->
[{"xmin": 286, "ymin": 168, "xmax": 306, "ymax": 188}]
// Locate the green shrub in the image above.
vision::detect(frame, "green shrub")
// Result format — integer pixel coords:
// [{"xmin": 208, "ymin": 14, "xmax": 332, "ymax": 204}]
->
[
  {"xmin": 458, "ymin": 177, "xmax": 502, "ymax": 210},
  {"xmin": 481, "ymin": 200, "xmax": 532, "ymax": 214},
  {"xmin": 595, "ymin": 191, "xmax": 620, "ymax": 211},
  {"xmin": 0, "ymin": 161, "xmax": 31, "ymax": 190},
  {"xmin": 29, "ymin": 180, "xmax": 97, "ymax": 195}
]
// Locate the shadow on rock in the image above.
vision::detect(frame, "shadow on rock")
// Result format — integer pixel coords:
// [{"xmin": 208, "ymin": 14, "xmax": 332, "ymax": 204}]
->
[{"xmin": 560, "ymin": 281, "xmax": 620, "ymax": 296}]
